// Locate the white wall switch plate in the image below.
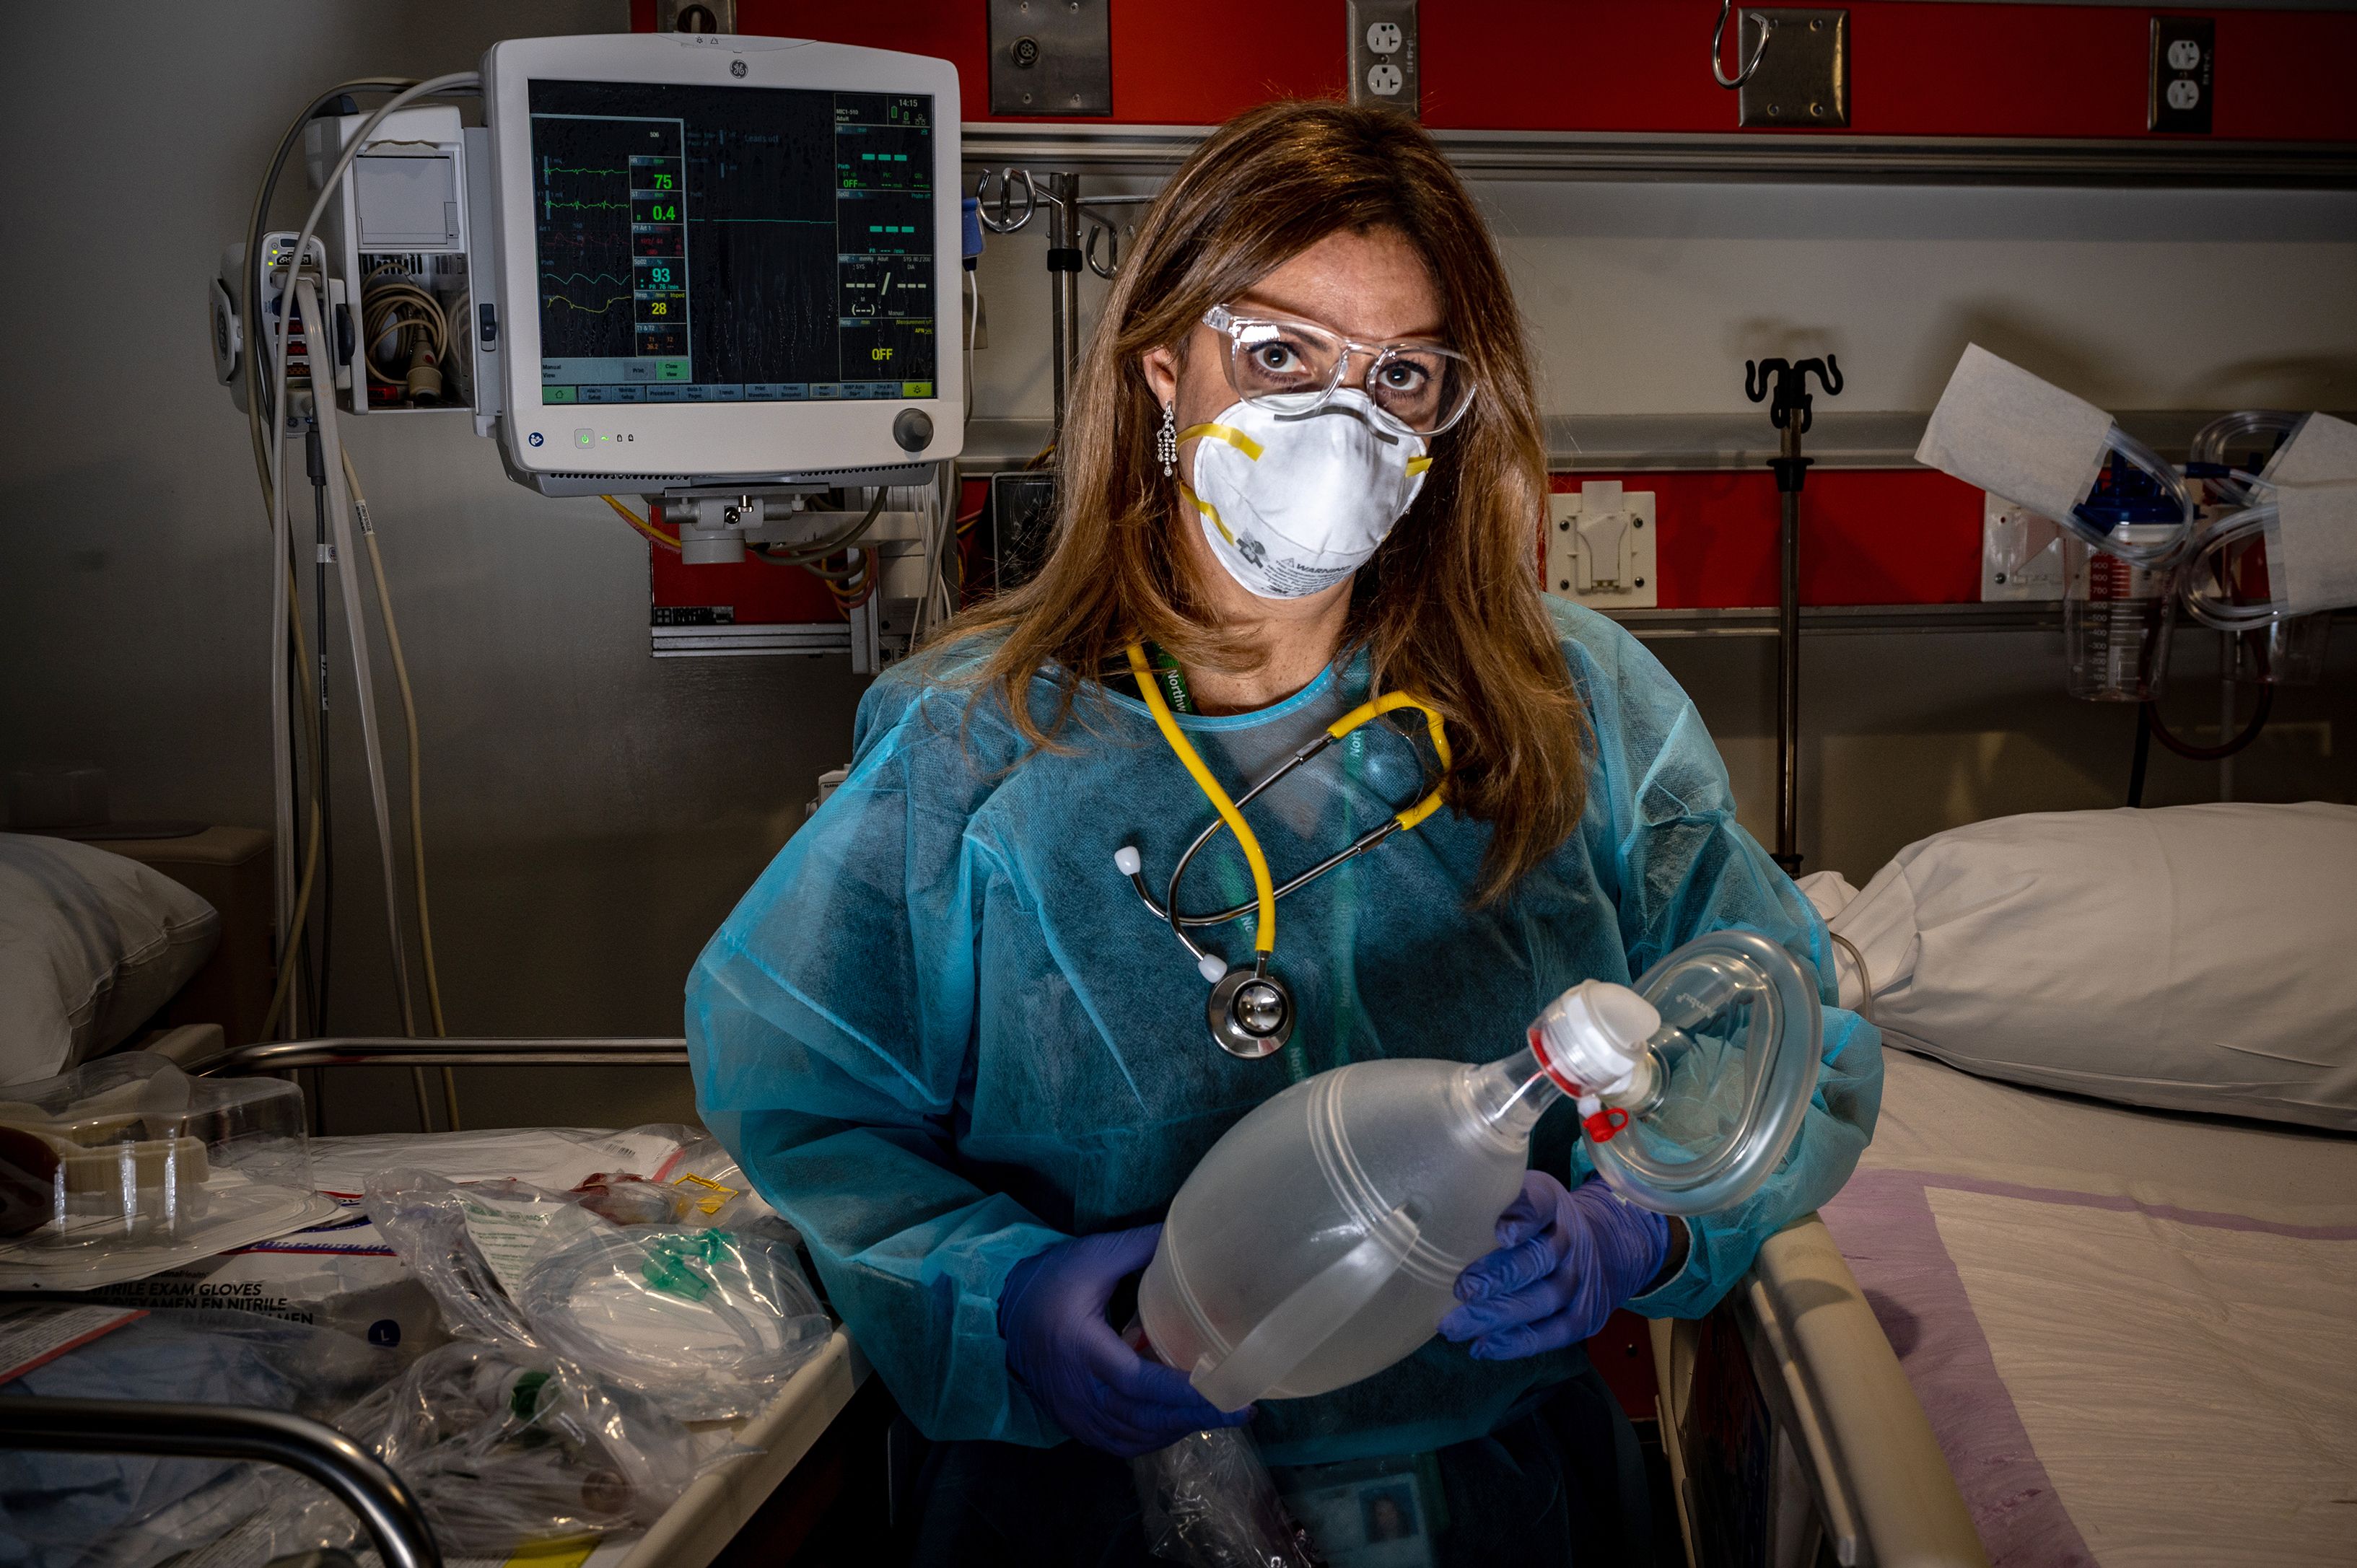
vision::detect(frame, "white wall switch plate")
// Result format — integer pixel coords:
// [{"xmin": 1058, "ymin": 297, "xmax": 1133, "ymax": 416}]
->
[
  {"xmin": 1981, "ymin": 491, "xmax": 2064, "ymax": 602},
  {"xmin": 1547, "ymin": 483, "xmax": 1658, "ymax": 609}
]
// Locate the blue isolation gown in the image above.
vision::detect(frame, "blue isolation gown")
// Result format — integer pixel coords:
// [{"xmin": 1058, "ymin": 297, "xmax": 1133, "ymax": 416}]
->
[{"xmin": 686, "ymin": 598, "xmax": 1881, "ymax": 1466}]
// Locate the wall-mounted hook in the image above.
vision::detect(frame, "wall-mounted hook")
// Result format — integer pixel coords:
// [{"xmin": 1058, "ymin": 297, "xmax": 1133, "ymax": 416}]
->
[
  {"xmin": 1084, "ymin": 219, "xmax": 1134, "ymax": 280},
  {"xmin": 974, "ymin": 167, "xmax": 1037, "ymax": 234},
  {"xmin": 1712, "ymin": 1, "xmax": 1772, "ymax": 89}
]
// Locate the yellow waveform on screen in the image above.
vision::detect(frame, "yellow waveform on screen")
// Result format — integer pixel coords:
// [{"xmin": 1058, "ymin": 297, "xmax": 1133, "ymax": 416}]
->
[{"xmin": 543, "ymin": 294, "xmax": 633, "ymax": 314}]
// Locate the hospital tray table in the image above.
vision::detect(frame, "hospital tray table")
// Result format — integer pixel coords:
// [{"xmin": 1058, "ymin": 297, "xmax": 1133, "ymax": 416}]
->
[
  {"xmin": 192, "ymin": 1035, "xmax": 873, "ymax": 1567},
  {"xmin": 592, "ymin": 1331, "xmax": 868, "ymax": 1568}
]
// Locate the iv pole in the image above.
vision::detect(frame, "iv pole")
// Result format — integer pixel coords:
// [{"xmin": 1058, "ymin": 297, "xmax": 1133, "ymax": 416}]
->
[{"xmin": 1744, "ymin": 354, "xmax": 1843, "ymax": 875}]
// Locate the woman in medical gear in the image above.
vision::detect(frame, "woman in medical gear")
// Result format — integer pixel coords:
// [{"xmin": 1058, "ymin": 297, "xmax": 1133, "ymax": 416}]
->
[{"xmin": 688, "ymin": 101, "xmax": 1879, "ymax": 1566}]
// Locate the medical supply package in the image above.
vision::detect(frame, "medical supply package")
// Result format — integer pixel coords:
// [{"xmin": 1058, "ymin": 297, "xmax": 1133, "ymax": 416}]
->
[
  {"xmin": 2260, "ymin": 411, "xmax": 2357, "ymax": 616},
  {"xmin": 0, "ymin": 1054, "xmax": 338, "ymax": 1291},
  {"xmin": 1916, "ymin": 344, "xmax": 2115, "ymax": 527},
  {"xmin": 365, "ymin": 1163, "xmax": 828, "ymax": 1421},
  {"xmin": 68, "ymin": 1201, "xmax": 446, "ymax": 1363}
]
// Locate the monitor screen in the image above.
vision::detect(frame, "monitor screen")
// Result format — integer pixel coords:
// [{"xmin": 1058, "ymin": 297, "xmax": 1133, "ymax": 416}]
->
[{"xmin": 525, "ymin": 78, "xmax": 935, "ymax": 409}]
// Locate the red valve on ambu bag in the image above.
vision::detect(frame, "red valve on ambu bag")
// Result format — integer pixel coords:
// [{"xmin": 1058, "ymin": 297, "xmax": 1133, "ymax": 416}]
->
[{"xmin": 1583, "ymin": 1105, "xmax": 1630, "ymax": 1143}]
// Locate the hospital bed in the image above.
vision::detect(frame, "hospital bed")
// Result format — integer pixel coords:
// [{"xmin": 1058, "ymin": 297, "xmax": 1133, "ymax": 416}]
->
[{"xmin": 1656, "ymin": 1043, "xmax": 2357, "ymax": 1568}]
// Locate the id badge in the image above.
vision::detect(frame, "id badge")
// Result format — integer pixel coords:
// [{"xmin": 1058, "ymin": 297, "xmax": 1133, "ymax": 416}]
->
[{"xmin": 1274, "ymin": 1451, "xmax": 1445, "ymax": 1568}]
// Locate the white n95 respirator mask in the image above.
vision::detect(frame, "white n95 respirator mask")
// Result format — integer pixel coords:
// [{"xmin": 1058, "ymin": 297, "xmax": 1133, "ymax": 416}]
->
[{"xmin": 1179, "ymin": 390, "xmax": 1432, "ymax": 600}]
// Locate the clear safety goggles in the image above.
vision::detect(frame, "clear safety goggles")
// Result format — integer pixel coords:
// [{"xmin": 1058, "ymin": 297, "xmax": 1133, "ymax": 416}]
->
[{"xmin": 1202, "ymin": 305, "xmax": 1477, "ymax": 438}]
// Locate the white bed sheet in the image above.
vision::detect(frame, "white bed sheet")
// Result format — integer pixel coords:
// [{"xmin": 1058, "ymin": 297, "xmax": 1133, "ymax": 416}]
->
[{"xmin": 1821, "ymin": 1046, "xmax": 2357, "ymax": 1567}]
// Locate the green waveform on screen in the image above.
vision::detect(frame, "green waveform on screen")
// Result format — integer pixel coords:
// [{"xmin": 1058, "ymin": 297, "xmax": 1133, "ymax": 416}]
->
[{"xmin": 542, "ymin": 294, "xmax": 633, "ymax": 314}]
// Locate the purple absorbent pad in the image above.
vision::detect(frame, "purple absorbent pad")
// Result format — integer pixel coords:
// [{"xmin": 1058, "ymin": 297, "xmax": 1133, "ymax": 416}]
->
[
  {"xmin": 1820, "ymin": 1167, "xmax": 2357, "ymax": 1567},
  {"xmin": 1819, "ymin": 1168, "xmax": 2094, "ymax": 1568}
]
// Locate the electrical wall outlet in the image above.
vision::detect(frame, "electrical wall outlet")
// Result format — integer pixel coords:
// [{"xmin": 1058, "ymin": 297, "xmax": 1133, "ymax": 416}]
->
[
  {"xmin": 2150, "ymin": 16, "xmax": 2215, "ymax": 134},
  {"xmin": 1980, "ymin": 494, "xmax": 2064, "ymax": 602},
  {"xmin": 1347, "ymin": 1, "xmax": 1419, "ymax": 118},
  {"xmin": 1546, "ymin": 483, "xmax": 1658, "ymax": 609}
]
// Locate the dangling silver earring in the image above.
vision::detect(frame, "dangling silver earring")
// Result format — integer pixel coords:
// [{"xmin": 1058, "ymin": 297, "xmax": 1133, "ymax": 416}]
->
[{"xmin": 1156, "ymin": 403, "xmax": 1177, "ymax": 478}]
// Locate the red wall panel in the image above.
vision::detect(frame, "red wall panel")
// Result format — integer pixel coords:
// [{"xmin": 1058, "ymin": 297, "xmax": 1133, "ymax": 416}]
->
[
  {"xmin": 1549, "ymin": 468, "xmax": 1986, "ymax": 609},
  {"xmin": 647, "ymin": 468, "xmax": 1990, "ymax": 616},
  {"xmin": 685, "ymin": 1, "xmax": 2357, "ymax": 141}
]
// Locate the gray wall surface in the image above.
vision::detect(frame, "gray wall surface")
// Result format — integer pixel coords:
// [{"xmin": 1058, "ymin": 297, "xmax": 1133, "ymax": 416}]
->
[{"xmin": 4, "ymin": 5, "xmax": 2351, "ymax": 1131}]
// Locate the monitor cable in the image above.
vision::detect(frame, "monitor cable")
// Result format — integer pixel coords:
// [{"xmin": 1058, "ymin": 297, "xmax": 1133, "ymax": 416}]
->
[{"xmin": 343, "ymin": 447, "xmax": 458, "ymax": 1129}]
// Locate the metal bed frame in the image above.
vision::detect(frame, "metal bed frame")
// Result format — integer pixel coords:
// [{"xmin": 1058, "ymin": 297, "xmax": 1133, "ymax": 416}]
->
[
  {"xmin": 1652, "ymin": 1214, "xmax": 1988, "ymax": 1568},
  {"xmin": 1, "ymin": 1037, "xmax": 692, "ymax": 1568},
  {"xmin": 0, "ymin": 1399, "xmax": 439, "ymax": 1568}
]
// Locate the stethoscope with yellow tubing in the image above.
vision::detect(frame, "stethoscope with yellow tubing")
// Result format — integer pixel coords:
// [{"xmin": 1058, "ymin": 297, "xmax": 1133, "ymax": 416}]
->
[{"xmin": 1112, "ymin": 642, "xmax": 1453, "ymax": 1059}]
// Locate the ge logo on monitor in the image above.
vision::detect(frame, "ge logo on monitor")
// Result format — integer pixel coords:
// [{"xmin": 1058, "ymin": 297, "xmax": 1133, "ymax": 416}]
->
[
  {"xmin": 528, "ymin": 431, "xmax": 545, "ymax": 447},
  {"xmin": 731, "ymin": 59, "xmax": 748, "ymax": 77}
]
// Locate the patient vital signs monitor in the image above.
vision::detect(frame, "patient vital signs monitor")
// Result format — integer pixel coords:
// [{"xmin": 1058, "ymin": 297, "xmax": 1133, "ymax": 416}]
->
[{"xmin": 483, "ymin": 35, "xmax": 961, "ymax": 494}]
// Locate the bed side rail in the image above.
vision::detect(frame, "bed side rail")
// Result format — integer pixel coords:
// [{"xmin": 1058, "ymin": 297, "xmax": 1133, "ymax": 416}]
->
[
  {"xmin": 1654, "ymin": 1214, "xmax": 1988, "ymax": 1568},
  {"xmin": 191, "ymin": 1036, "xmax": 691, "ymax": 1074},
  {"xmin": 0, "ymin": 1396, "xmax": 440, "ymax": 1568}
]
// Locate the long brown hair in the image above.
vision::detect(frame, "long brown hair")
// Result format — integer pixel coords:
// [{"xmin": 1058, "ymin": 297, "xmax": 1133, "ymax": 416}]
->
[{"xmin": 935, "ymin": 101, "xmax": 1588, "ymax": 900}]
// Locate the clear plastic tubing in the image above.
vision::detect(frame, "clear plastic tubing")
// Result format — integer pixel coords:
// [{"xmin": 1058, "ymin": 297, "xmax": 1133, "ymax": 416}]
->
[
  {"xmin": 2063, "ymin": 425, "xmax": 2198, "ymax": 569},
  {"xmin": 1139, "ymin": 930, "xmax": 1823, "ymax": 1411},
  {"xmin": 2190, "ymin": 409, "xmax": 2304, "ymax": 507},
  {"xmin": 2177, "ymin": 504, "xmax": 2280, "ymax": 631},
  {"xmin": 2180, "ymin": 410, "xmax": 2310, "ymax": 634}
]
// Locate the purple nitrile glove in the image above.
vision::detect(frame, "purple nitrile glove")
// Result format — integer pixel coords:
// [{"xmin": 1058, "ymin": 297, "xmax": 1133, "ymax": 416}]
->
[
  {"xmin": 998, "ymin": 1223, "xmax": 1254, "ymax": 1458},
  {"xmin": 1438, "ymin": 1171, "xmax": 1670, "ymax": 1360}
]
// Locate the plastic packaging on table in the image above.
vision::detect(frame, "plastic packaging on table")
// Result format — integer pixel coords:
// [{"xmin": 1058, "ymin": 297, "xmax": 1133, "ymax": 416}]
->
[
  {"xmin": 1134, "ymin": 1425, "xmax": 1322, "ymax": 1568},
  {"xmin": 258, "ymin": 1341, "xmax": 704, "ymax": 1558},
  {"xmin": 0, "ymin": 1054, "xmax": 337, "ymax": 1290},
  {"xmin": 517, "ymin": 1224, "xmax": 831, "ymax": 1415},
  {"xmin": 365, "ymin": 1169, "xmax": 829, "ymax": 1419},
  {"xmin": 1140, "ymin": 931, "xmax": 1822, "ymax": 1411},
  {"xmin": 570, "ymin": 1131, "xmax": 785, "ymax": 1235},
  {"xmin": 70, "ymin": 1201, "xmax": 447, "ymax": 1366},
  {"xmin": 305, "ymin": 1123, "xmax": 699, "ymax": 1199}
]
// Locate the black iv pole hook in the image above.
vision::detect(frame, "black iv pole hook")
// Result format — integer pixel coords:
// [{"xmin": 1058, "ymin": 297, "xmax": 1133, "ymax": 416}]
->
[{"xmin": 1744, "ymin": 354, "xmax": 1845, "ymax": 437}]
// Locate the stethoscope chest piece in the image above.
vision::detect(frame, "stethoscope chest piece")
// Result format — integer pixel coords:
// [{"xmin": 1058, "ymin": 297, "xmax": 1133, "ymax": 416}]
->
[{"xmin": 1207, "ymin": 963, "xmax": 1294, "ymax": 1059}]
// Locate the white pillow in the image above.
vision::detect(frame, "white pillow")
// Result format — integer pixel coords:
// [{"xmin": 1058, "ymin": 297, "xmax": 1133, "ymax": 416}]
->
[
  {"xmin": 0, "ymin": 833, "xmax": 222, "ymax": 1085},
  {"xmin": 1819, "ymin": 803, "xmax": 2357, "ymax": 1132}
]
